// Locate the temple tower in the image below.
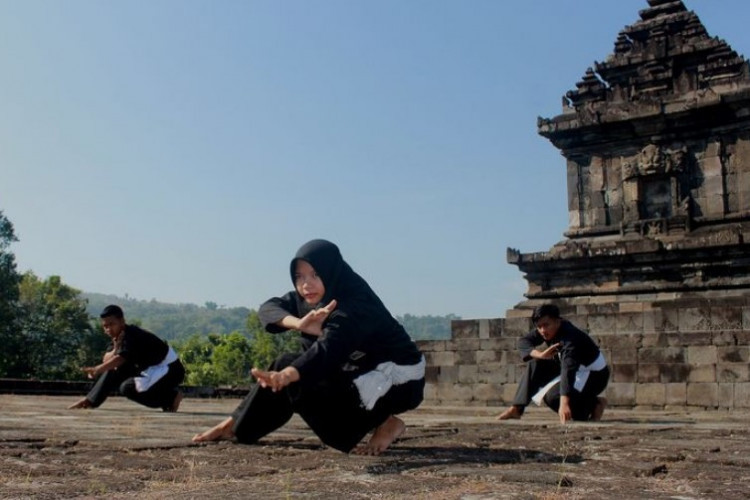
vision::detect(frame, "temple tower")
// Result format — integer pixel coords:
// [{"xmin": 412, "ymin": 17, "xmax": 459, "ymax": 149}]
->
[
  {"xmin": 515, "ymin": 0, "xmax": 750, "ymax": 300},
  {"xmin": 418, "ymin": 0, "xmax": 750, "ymax": 410}
]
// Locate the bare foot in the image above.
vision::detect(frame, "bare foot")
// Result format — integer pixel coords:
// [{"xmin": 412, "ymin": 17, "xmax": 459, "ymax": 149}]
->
[
  {"xmin": 590, "ymin": 397, "xmax": 607, "ymax": 421},
  {"xmin": 192, "ymin": 417, "xmax": 236, "ymax": 443},
  {"xmin": 164, "ymin": 391, "xmax": 183, "ymax": 413},
  {"xmin": 353, "ymin": 415, "xmax": 405, "ymax": 456},
  {"xmin": 68, "ymin": 398, "xmax": 93, "ymax": 410},
  {"xmin": 496, "ymin": 405, "xmax": 523, "ymax": 420}
]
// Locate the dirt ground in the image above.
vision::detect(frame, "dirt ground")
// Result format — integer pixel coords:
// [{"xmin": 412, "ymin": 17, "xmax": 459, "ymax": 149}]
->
[{"xmin": 0, "ymin": 395, "xmax": 748, "ymax": 499}]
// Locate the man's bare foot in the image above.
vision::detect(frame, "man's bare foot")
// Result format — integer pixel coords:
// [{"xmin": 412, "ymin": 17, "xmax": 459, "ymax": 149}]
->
[
  {"xmin": 192, "ymin": 417, "xmax": 236, "ymax": 443},
  {"xmin": 590, "ymin": 397, "xmax": 607, "ymax": 421},
  {"xmin": 164, "ymin": 391, "xmax": 183, "ymax": 413},
  {"xmin": 497, "ymin": 405, "xmax": 523, "ymax": 420},
  {"xmin": 352, "ymin": 415, "xmax": 405, "ymax": 456},
  {"xmin": 68, "ymin": 398, "xmax": 93, "ymax": 410}
]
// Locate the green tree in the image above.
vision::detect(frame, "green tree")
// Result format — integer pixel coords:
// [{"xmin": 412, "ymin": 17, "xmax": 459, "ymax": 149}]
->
[
  {"xmin": 175, "ymin": 332, "xmax": 251, "ymax": 386},
  {"xmin": 212, "ymin": 331, "xmax": 253, "ymax": 385},
  {"xmin": 173, "ymin": 333, "xmax": 221, "ymax": 386},
  {"xmin": 16, "ymin": 272, "xmax": 93, "ymax": 379},
  {"xmin": 174, "ymin": 310, "xmax": 302, "ymax": 388},
  {"xmin": 247, "ymin": 310, "xmax": 299, "ymax": 370},
  {"xmin": 0, "ymin": 211, "xmax": 21, "ymax": 376}
]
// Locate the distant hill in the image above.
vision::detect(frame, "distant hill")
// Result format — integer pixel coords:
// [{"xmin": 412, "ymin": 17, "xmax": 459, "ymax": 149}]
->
[
  {"xmin": 83, "ymin": 293, "xmax": 252, "ymax": 341},
  {"xmin": 82, "ymin": 293, "xmax": 459, "ymax": 342}
]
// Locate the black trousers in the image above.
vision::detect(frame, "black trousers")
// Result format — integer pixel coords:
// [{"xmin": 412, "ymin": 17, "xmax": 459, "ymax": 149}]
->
[
  {"xmin": 512, "ymin": 358, "xmax": 609, "ymax": 421},
  {"xmin": 231, "ymin": 354, "xmax": 425, "ymax": 453},
  {"xmin": 86, "ymin": 360, "xmax": 185, "ymax": 410}
]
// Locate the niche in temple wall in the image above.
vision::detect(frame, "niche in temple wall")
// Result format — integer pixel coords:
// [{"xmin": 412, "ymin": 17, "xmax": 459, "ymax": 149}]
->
[
  {"xmin": 567, "ymin": 144, "xmax": 700, "ymax": 238},
  {"xmin": 621, "ymin": 143, "xmax": 694, "ymax": 236}
]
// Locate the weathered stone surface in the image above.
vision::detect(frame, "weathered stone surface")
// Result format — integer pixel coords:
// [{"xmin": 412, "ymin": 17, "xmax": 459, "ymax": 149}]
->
[
  {"xmin": 454, "ymin": 349, "xmax": 477, "ymax": 365},
  {"xmin": 478, "ymin": 319, "xmax": 490, "ymax": 339},
  {"xmin": 638, "ymin": 363, "xmax": 662, "ymax": 383},
  {"xmin": 617, "ymin": 313, "xmax": 644, "ymax": 334},
  {"xmin": 434, "ymin": 383, "xmax": 473, "ymax": 403},
  {"xmin": 660, "ymin": 364, "xmax": 691, "ymax": 383},
  {"xmin": 477, "ymin": 363, "xmax": 515, "ymax": 385},
  {"xmin": 452, "ymin": 320, "xmax": 479, "ymax": 339},
  {"xmin": 607, "ymin": 382, "xmax": 635, "ymax": 405},
  {"xmin": 636, "ymin": 384, "xmax": 666, "ymax": 406},
  {"xmin": 613, "ymin": 363, "xmax": 637, "ymax": 383},
  {"xmin": 717, "ymin": 346, "xmax": 750, "ymax": 363},
  {"xmin": 488, "ymin": 318, "xmax": 505, "ymax": 337},
  {"xmin": 735, "ymin": 383, "xmax": 750, "ymax": 408},
  {"xmin": 711, "ymin": 307, "xmax": 743, "ymax": 330},
  {"xmin": 479, "ymin": 337, "xmax": 518, "ymax": 351},
  {"xmin": 458, "ymin": 365, "xmax": 480, "ymax": 384},
  {"xmin": 687, "ymin": 345, "xmax": 718, "ymax": 364},
  {"xmin": 719, "ymin": 383, "xmax": 734, "ymax": 408},
  {"xmin": 437, "ymin": 366, "xmax": 459, "ymax": 384},
  {"xmin": 610, "ymin": 347, "xmax": 638, "ymax": 364},
  {"xmin": 680, "ymin": 308, "xmax": 711, "ymax": 332},
  {"xmin": 424, "ymin": 366, "xmax": 440, "ymax": 383},
  {"xmin": 471, "ymin": 383, "xmax": 502, "ymax": 402},
  {"xmin": 688, "ymin": 364, "xmax": 716, "ymax": 383},
  {"xmin": 450, "ymin": 339, "xmax": 482, "ymax": 352},
  {"xmin": 639, "ymin": 347, "xmax": 686, "ymax": 364},
  {"xmin": 717, "ymin": 364, "xmax": 750, "ymax": 383},
  {"xmin": 665, "ymin": 383, "xmax": 687, "ymax": 406},
  {"xmin": 687, "ymin": 383, "xmax": 719, "ymax": 407},
  {"xmin": 641, "ymin": 333, "xmax": 669, "ymax": 348},
  {"xmin": 504, "ymin": 317, "xmax": 531, "ymax": 336},
  {"xmin": 425, "ymin": 351, "xmax": 455, "ymax": 367}
]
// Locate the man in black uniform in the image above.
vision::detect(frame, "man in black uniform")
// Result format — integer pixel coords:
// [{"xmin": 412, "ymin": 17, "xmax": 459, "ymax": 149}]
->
[
  {"xmin": 68, "ymin": 305, "xmax": 185, "ymax": 412},
  {"xmin": 497, "ymin": 303, "xmax": 609, "ymax": 423}
]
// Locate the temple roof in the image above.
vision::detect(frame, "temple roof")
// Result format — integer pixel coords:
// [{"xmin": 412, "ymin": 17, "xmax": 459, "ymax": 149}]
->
[{"xmin": 538, "ymin": 0, "xmax": 750, "ymax": 138}]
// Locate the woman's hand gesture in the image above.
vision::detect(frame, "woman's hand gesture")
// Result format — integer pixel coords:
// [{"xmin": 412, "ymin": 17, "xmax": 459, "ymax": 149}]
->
[
  {"xmin": 296, "ymin": 299, "xmax": 337, "ymax": 336},
  {"xmin": 251, "ymin": 366, "xmax": 300, "ymax": 392}
]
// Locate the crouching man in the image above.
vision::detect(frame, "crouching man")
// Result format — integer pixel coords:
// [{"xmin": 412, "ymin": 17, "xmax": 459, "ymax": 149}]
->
[
  {"xmin": 69, "ymin": 305, "xmax": 185, "ymax": 412},
  {"xmin": 497, "ymin": 303, "xmax": 609, "ymax": 423}
]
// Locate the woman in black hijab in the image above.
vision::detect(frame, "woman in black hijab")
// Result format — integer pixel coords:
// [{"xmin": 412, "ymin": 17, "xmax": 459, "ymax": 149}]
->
[{"xmin": 193, "ymin": 239, "xmax": 425, "ymax": 455}]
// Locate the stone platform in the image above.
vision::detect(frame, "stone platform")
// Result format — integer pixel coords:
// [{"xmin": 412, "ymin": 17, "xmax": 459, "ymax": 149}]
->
[{"xmin": 1, "ymin": 395, "xmax": 748, "ymax": 499}]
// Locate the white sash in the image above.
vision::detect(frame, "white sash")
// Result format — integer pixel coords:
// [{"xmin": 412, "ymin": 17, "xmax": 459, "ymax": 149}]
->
[
  {"xmin": 531, "ymin": 352, "xmax": 606, "ymax": 406},
  {"xmin": 353, "ymin": 356, "xmax": 425, "ymax": 410},
  {"xmin": 134, "ymin": 347, "xmax": 178, "ymax": 393}
]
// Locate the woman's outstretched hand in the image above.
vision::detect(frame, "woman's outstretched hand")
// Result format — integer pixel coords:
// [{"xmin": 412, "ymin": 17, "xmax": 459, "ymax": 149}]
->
[
  {"xmin": 251, "ymin": 366, "xmax": 300, "ymax": 392},
  {"xmin": 296, "ymin": 299, "xmax": 337, "ymax": 336}
]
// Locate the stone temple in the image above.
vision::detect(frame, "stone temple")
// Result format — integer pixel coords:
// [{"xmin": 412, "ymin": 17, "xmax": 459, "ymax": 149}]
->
[{"xmin": 417, "ymin": 0, "xmax": 750, "ymax": 410}]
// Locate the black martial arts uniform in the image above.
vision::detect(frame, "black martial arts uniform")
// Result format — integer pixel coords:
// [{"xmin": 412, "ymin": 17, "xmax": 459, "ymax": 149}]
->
[
  {"xmin": 85, "ymin": 324, "xmax": 185, "ymax": 410},
  {"xmin": 511, "ymin": 320, "xmax": 609, "ymax": 421},
  {"xmin": 230, "ymin": 239, "xmax": 425, "ymax": 453}
]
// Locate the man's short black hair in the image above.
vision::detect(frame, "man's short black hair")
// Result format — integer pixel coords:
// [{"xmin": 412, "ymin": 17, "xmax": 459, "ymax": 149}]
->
[
  {"xmin": 100, "ymin": 304, "xmax": 124, "ymax": 319},
  {"xmin": 532, "ymin": 303, "xmax": 560, "ymax": 323}
]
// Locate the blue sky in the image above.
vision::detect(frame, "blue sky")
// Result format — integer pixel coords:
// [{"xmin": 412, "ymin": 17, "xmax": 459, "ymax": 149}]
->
[{"xmin": 2, "ymin": 1, "xmax": 747, "ymax": 319}]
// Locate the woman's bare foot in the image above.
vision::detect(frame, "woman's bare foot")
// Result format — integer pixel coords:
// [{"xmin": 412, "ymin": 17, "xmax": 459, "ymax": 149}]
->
[
  {"xmin": 590, "ymin": 397, "xmax": 607, "ymax": 421},
  {"xmin": 496, "ymin": 405, "xmax": 523, "ymax": 420},
  {"xmin": 353, "ymin": 415, "xmax": 405, "ymax": 456},
  {"xmin": 68, "ymin": 398, "xmax": 93, "ymax": 410},
  {"xmin": 164, "ymin": 391, "xmax": 183, "ymax": 413},
  {"xmin": 192, "ymin": 417, "xmax": 236, "ymax": 443}
]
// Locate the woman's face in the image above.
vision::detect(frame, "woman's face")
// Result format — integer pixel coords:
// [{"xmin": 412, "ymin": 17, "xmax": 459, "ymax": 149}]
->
[{"xmin": 294, "ymin": 259, "xmax": 326, "ymax": 305}]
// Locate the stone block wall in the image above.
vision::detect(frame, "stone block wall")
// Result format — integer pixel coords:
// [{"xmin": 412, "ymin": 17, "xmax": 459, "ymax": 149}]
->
[{"xmin": 416, "ymin": 293, "xmax": 750, "ymax": 410}]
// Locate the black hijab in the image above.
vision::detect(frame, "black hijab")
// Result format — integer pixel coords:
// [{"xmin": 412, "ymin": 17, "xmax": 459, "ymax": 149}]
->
[
  {"xmin": 289, "ymin": 239, "xmax": 391, "ymax": 327},
  {"xmin": 286, "ymin": 239, "xmax": 422, "ymax": 379}
]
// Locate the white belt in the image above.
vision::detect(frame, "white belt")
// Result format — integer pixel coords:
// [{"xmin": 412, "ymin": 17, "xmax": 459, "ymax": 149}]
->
[
  {"xmin": 353, "ymin": 356, "xmax": 425, "ymax": 410},
  {"xmin": 531, "ymin": 353, "xmax": 607, "ymax": 406},
  {"xmin": 134, "ymin": 347, "xmax": 178, "ymax": 393}
]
